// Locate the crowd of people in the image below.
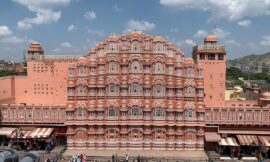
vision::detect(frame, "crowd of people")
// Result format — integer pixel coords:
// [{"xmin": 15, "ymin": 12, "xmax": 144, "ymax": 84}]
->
[
  {"xmin": 69, "ymin": 153, "xmax": 136, "ymax": 162},
  {"xmin": 69, "ymin": 153, "xmax": 87, "ymax": 162}
]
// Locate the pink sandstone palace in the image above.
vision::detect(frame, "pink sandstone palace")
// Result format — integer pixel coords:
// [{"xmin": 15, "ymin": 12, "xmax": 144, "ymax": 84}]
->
[{"xmin": 0, "ymin": 32, "xmax": 270, "ymax": 152}]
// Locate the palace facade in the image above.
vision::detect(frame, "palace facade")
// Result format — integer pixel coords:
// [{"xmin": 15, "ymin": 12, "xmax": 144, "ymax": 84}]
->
[{"xmin": 65, "ymin": 32, "xmax": 205, "ymax": 150}]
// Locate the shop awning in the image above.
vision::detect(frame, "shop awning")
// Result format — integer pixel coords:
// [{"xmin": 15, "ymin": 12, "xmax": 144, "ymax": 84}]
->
[
  {"xmin": 0, "ymin": 127, "xmax": 16, "ymax": 137},
  {"xmin": 236, "ymin": 135, "xmax": 259, "ymax": 146},
  {"xmin": 218, "ymin": 137, "xmax": 239, "ymax": 146},
  {"xmin": 205, "ymin": 132, "xmax": 221, "ymax": 142},
  {"xmin": 10, "ymin": 130, "xmax": 32, "ymax": 139},
  {"xmin": 219, "ymin": 129, "xmax": 270, "ymax": 135},
  {"xmin": 30, "ymin": 128, "xmax": 54, "ymax": 138},
  {"xmin": 258, "ymin": 136, "xmax": 270, "ymax": 147}
]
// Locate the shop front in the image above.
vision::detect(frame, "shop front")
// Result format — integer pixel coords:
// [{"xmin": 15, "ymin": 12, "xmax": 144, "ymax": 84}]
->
[
  {"xmin": 218, "ymin": 137, "xmax": 239, "ymax": 160},
  {"xmin": 0, "ymin": 127, "xmax": 16, "ymax": 146},
  {"xmin": 236, "ymin": 135, "xmax": 259, "ymax": 161},
  {"xmin": 9, "ymin": 127, "xmax": 54, "ymax": 151},
  {"xmin": 204, "ymin": 132, "xmax": 221, "ymax": 161},
  {"xmin": 258, "ymin": 136, "xmax": 270, "ymax": 159}
]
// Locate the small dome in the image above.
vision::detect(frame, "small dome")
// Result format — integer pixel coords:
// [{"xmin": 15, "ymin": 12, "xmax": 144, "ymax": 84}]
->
[
  {"xmin": 130, "ymin": 31, "xmax": 142, "ymax": 38},
  {"xmin": 28, "ymin": 41, "xmax": 43, "ymax": 52},
  {"xmin": 153, "ymin": 36, "xmax": 165, "ymax": 42},
  {"xmin": 185, "ymin": 58, "xmax": 194, "ymax": 63},
  {"xmin": 78, "ymin": 57, "xmax": 87, "ymax": 63},
  {"xmin": 262, "ymin": 92, "xmax": 270, "ymax": 98},
  {"xmin": 68, "ymin": 80, "xmax": 74, "ymax": 85},
  {"xmin": 204, "ymin": 35, "xmax": 217, "ymax": 42},
  {"xmin": 107, "ymin": 34, "xmax": 118, "ymax": 41},
  {"xmin": 31, "ymin": 41, "xmax": 40, "ymax": 45}
]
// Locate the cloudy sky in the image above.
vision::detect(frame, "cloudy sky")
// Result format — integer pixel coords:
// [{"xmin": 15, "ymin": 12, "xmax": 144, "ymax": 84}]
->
[{"xmin": 1, "ymin": 0, "xmax": 270, "ymax": 61}]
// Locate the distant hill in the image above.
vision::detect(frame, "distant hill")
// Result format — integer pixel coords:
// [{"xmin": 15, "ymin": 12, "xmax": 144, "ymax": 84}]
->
[{"xmin": 227, "ymin": 52, "xmax": 270, "ymax": 70}]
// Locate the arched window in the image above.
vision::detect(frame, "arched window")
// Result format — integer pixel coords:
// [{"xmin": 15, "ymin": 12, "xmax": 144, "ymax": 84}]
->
[
  {"xmin": 185, "ymin": 132, "xmax": 195, "ymax": 142},
  {"xmin": 198, "ymin": 69, "xmax": 203, "ymax": 79},
  {"xmin": 155, "ymin": 107, "xmax": 164, "ymax": 117},
  {"xmin": 131, "ymin": 60, "xmax": 141, "ymax": 73},
  {"xmin": 186, "ymin": 67, "xmax": 194, "ymax": 78},
  {"xmin": 185, "ymin": 86, "xmax": 194, "ymax": 97},
  {"xmin": 108, "ymin": 84, "xmax": 117, "ymax": 93},
  {"xmin": 109, "ymin": 43, "xmax": 117, "ymax": 52},
  {"xmin": 108, "ymin": 108, "xmax": 117, "ymax": 117},
  {"xmin": 186, "ymin": 110, "xmax": 194, "ymax": 120},
  {"xmin": 77, "ymin": 108, "xmax": 85, "ymax": 117},
  {"xmin": 155, "ymin": 85, "xmax": 164, "ymax": 95},
  {"xmin": 155, "ymin": 62, "xmax": 164, "ymax": 73},
  {"xmin": 130, "ymin": 106, "xmax": 140, "ymax": 116},
  {"xmin": 154, "ymin": 43, "xmax": 164, "ymax": 52},
  {"xmin": 130, "ymin": 83, "xmax": 141, "ymax": 95},
  {"xmin": 78, "ymin": 66, "xmax": 86, "ymax": 74},
  {"xmin": 108, "ymin": 61, "xmax": 117, "ymax": 72},
  {"xmin": 78, "ymin": 85, "xmax": 87, "ymax": 95},
  {"xmin": 157, "ymin": 43, "xmax": 164, "ymax": 52},
  {"xmin": 132, "ymin": 44, "xmax": 140, "ymax": 52},
  {"xmin": 69, "ymin": 68, "xmax": 75, "ymax": 75}
]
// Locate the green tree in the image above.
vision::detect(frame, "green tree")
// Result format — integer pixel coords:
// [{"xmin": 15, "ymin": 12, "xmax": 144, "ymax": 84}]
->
[{"xmin": 0, "ymin": 70, "xmax": 17, "ymax": 77}]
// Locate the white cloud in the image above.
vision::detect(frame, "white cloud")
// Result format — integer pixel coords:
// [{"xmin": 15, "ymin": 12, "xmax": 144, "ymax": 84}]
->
[
  {"xmin": 13, "ymin": 0, "xmax": 71, "ymax": 30},
  {"xmin": 160, "ymin": 0, "xmax": 270, "ymax": 21},
  {"xmin": 67, "ymin": 24, "xmax": 77, "ymax": 32},
  {"xmin": 225, "ymin": 39, "xmax": 240, "ymax": 46},
  {"xmin": 260, "ymin": 35, "xmax": 270, "ymax": 46},
  {"xmin": 0, "ymin": 26, "xmax": 12, "ymax": 36},
  {"xmin": 193, "ymin": 30, "xmax": 208, "ymax": 38},
  {"xmin": 237, "ymin": 20, "xmax": 251, "ymax": 27},
  {"xmin": 84, "ymin": 11, "xmax": 96, "ymax": 20},
  {"xmin": 177, "ymin": 39, "xmax": 196, "ymax": 47},
  {"xmin": 0, "ymin": 36, "xmax": 24, "ymax": 43},
  {"xmin": 124, "ymin": 19, "xmax": 156, "ymax": 33},
  {"xmin": 113, "ymin": 5, "xmax": 122, "ymax": 12},
  {"xmin": 87, "ymin": 28, "xmax": 105, "ymax": 37},
  {"xmin": 52, "ymin": 41, "xmax": 81, "ymax": 53},
  {"xmin": 170, "ymin": 28, "xmax": 179, "ymax": 33},
  {"xmin": 0, "ymin": 25, "xmax": 24, "ymax": 43},
  {"xmin": 212, "ymin": 28, "xmax": 230, "ymax": 38},
  {"xmin": 60, "ymin": 42, "xmax": 72, "ymax": 48}
]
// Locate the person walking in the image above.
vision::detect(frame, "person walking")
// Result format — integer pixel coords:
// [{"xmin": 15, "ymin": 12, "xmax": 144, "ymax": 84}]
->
[
  {"xmin": 82, "ymin": 154, "xmax": 87, "ymax": 162},
  {"xmin": 137, "ymin": 155, "xmax": 140, "ymax": 162},
  {"xmin": 112, "ymin": 154, "xmax": 115, "ymax": 162},
  {"xmin": 125, "ymin": 154, "xmax": 129, "ymax": 162}
]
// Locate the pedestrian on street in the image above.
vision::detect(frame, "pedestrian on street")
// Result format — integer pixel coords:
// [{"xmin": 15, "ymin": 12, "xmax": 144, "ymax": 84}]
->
[
  {"xmin": 125, "ymin": 154, "xmax": 129, "ymax": 162},
  {"xmin": 137, "ymin": 155, "xmax": 140, "ymax": 162},
  {"xmin": 112, "ymin": 154, "xmax": 115, "ymax": 162},
  {"xmin": 82, "ymin": 154, "xmax": 87, "ymax": 162}
]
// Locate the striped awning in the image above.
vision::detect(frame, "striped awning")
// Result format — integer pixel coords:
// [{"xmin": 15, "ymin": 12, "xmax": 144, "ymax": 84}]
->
[
  {"xmin": 218, "ymin": 137, "xmax": 239, "ymax": 146},
  {"xmin": 236, "ymin": 135, "xmax": 259, "ymax": 146},
  {"xmin": 0, "ymin": 127, "xmax": 16, "ymax": 137},
  {"xmin": 258, "ymin": 136, "xmax": 270, "ymax": 147},
  {"xmin": 30, "ymin": 128, "xmax": 54, "ymax": 138},
  {"xmin": 10, "ymin": 130, "xmax": 32, "ymax": 139},
  {"xmin": 18, "ymin": 131, "xmax": 32, "ymax": 139}
]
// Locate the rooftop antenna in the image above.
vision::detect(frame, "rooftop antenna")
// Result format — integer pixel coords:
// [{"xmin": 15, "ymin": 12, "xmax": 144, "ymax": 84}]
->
[
  {"xmin": 212, "ymin": 11, "xmax": 217, "ymax": 36},
  {"xmin": 23, "ymin": 49, "xmax": 26, "ymax": 61}
]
